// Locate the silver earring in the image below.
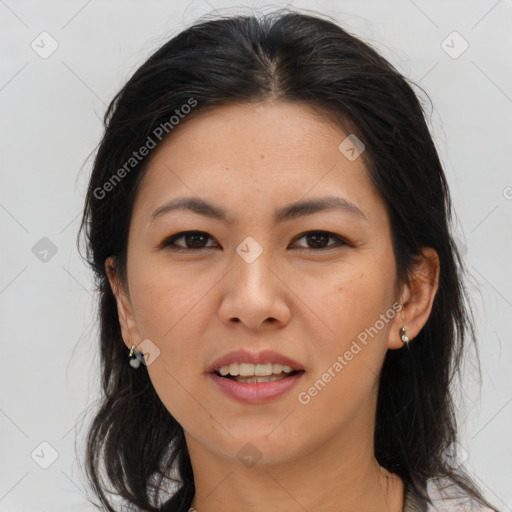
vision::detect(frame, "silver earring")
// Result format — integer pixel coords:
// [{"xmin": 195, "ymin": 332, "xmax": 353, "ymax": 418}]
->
[
  {"xmin": 399, "ymin": 327, "xmax": 410, "ymax": 345},
  {"xmin": 128, "ymin": 343, "xmax": 142, "ymax": 368}
]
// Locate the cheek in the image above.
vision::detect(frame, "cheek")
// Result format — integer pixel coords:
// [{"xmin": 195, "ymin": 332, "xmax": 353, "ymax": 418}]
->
[
  {"xmin": 304, "ymin": 265, "xmax": 393, "ymax": 341},
  {"xmin": 129, "ymin": 267, "xmax": 211, "ymax": 424},
  {"xmin": 296, "ymin": 273, "xmax": 392, "ymax": 420},
  {"xmin": 130, "ymin": 260, "xmax": 214, "ymax": 338},
  {"xmin": 300, "ymin": 263, "xmax": 395, "ymax": 393},
  {"xmin": 128, "ymin": 263, "xmax": 221, "ymax": 392}
]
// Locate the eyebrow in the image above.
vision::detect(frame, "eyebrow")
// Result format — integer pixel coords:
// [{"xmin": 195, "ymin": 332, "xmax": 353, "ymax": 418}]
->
[{"xmin": 150, "ymin": 196, "xmax": 368, "ymax": 225}]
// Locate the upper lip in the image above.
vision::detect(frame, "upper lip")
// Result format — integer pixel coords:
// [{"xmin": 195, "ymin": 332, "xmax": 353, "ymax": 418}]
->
[{"xmin": 207, "ymin": 349, "xmax": 305, "ymax": 373}]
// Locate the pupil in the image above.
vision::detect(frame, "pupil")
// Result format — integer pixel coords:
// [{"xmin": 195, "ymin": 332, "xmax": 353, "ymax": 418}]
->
[
  {"xmin": 307, "ymin": 232, "xmax": 328, "ymax": 248},
  {"xmin": 186, "ymin": 233, "xmax": 207, "ymax": 248}
]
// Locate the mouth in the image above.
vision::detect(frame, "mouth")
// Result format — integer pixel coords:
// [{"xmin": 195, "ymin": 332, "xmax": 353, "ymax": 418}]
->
[
  {"xmin": 208, "ymin": 366, "xmax": 306, "ymax": 404},
  {"xmin": 207, "ymin": 350, "xmax": 306, "ymax": 402},
  {"xmin": 213, "ymin": 368, "xmax": 305, "ymax": 384}
]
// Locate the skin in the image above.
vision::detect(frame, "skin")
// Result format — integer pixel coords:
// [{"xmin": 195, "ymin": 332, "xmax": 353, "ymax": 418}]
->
[{"xmin": 106, "ymin": 101, "xmax": 440, "ymax": 512}]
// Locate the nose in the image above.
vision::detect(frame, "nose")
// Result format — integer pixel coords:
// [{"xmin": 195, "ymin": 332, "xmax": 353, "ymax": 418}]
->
[{"xmin": 217, "ymin": 244, "xmax": 292, "ymax": 331}]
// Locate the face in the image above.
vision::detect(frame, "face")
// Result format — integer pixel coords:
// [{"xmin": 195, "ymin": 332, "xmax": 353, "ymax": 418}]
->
[{"xmin": 108, "ymin": 101, "xmax": 415, "ymax": 468}]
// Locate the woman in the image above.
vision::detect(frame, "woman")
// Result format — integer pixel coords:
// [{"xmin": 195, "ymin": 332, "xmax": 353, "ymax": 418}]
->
[{"xmin": 78, "ymin": 8, "xmax": 500, "ymax": 512}]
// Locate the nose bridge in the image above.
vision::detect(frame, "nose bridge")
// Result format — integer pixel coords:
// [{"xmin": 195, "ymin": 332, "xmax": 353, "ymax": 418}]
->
[
  {"xmin": 233, "ymin": 235, "xmax": 276, "ymax": 295},
  {"xmin": 218, "ymin": 234, "xmax": 290, "ymax": 328}
]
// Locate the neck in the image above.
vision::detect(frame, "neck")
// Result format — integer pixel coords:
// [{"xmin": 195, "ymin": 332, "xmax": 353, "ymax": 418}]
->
[{"xmin": 186, "ymin": 418, "xmax": 404, "ymax": 512}]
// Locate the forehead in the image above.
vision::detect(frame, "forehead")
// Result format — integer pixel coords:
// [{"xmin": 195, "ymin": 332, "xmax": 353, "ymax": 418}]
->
[
  {"xmin": 131, "ymin": 101, "xmax": 386, "ymax": 227},
  {"xmin": 153, "ymin": 100, "xmax": 348, "ymax": 160}
]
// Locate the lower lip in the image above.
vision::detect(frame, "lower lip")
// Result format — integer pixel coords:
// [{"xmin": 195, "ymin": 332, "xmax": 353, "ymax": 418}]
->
[{"xmin": 208, "ymin": 371, "xmax": 305, "ymax": 404}]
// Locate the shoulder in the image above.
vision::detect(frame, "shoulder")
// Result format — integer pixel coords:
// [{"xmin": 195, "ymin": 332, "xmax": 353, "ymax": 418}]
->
[{"xmin": 423, "ymin": 476, "xmax": 495, "ymax": 512}]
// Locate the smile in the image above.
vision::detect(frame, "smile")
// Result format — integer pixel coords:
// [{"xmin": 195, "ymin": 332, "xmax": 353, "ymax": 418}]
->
[
  {"xmin": 209, "ymin": 369, "xmax": 305, "ymax": 403},
  {"xmin": 217, "ymin": 362, "xmax": 297, "ymax": 380}
]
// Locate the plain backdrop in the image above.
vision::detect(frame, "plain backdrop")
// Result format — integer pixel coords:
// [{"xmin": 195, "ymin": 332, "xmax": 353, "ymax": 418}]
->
[{"xmin": 1, "ymin": 1, "xmax": 511, "ymax": 511}]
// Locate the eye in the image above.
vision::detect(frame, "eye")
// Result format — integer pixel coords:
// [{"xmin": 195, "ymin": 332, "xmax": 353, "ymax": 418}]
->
[
  {"xmin": 159, "ymin": 231, "xmax": 218, "ymax": 251},
  {"xmin": 290, "ymin": 231, "xmax": 352, "ymax": 250},
  {"xmin": 159, "ymin": 230, "xmax": 351, "ymax": 252}
]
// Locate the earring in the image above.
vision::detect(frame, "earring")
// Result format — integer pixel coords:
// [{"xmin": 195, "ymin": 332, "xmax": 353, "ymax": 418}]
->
[
  {"xmin": 399, "ymin": 327, "xmax": 410, "ymax": 345},
  {"xmin": 128, "ymin": 341, "xmax": 142, "ymax": 368}
]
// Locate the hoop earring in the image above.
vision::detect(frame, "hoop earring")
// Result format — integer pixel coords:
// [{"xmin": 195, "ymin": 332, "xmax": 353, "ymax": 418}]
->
[{"xmin": 399, "ymin": 327, "xmax": 410, "ymax": 345}]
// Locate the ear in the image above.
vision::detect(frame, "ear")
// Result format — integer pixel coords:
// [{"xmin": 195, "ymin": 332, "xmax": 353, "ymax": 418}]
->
[
  {"xmin": 387, "ymin": 247, "xmax": 440, "ymax": 350},
  {"xmin": 105, "ymin": 256, "xmax": 141, "ymax": 351}
]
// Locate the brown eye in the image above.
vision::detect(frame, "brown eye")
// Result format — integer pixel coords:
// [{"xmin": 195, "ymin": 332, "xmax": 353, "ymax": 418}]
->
[
  {"xmin": 160, "ymin": 230, "xmax": 352, "ymax": 252},
  {"xmin": 291, "ymin": 231, "xmax": 350, "ymax": 250},
  {"xmin": 160, "ymin": 231, "xmax": 217, "ymax": 250}
]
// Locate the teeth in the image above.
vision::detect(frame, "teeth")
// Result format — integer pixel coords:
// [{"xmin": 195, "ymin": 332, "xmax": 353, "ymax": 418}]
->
[
  {"xmin": 218, "ymin": 362, "xmax": 295, "ymax": 377},
  {"xmin": 239, "ymin": 363, "xmax": 256, "ymax": 376},
  {"xmin": 232, "ymin": 374, "xmax": 288, "ymax": 383}
]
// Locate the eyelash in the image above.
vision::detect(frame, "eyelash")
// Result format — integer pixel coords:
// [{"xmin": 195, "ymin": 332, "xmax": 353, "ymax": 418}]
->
[{"xmin": 159, "ymin": 230, "xmax": 353, "ymax": 252}]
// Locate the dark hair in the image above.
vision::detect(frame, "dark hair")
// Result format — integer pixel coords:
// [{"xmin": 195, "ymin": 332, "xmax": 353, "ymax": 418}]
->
[{"xmin": 78, "ymin": 8, "xmax": 499, "ymax": 512}]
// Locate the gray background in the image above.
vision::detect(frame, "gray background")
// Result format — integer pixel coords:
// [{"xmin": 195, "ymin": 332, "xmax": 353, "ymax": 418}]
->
[{"xmin": 1, "ymin": 0, "xmax": 511, "ymax": 510}]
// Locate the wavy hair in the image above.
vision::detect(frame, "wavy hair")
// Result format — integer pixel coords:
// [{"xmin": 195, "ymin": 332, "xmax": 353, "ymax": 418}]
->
[{"xmin": 77, "ymin": 8, "xmax": 499, "ymax": 511}]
